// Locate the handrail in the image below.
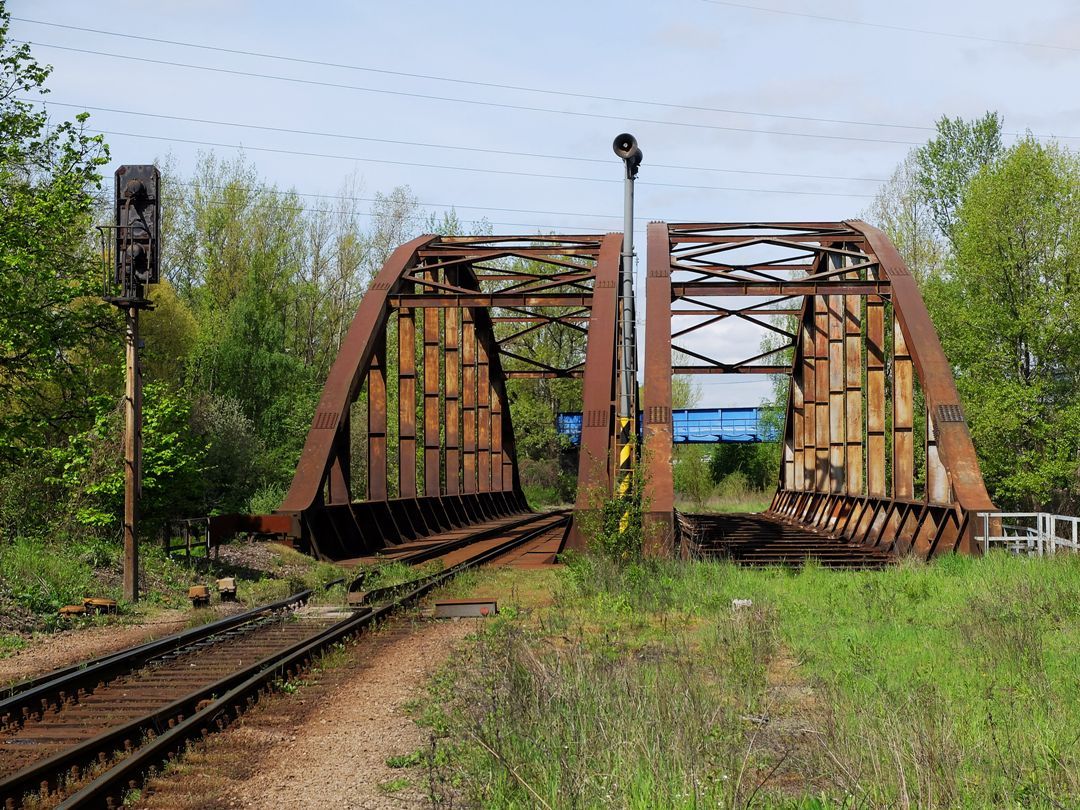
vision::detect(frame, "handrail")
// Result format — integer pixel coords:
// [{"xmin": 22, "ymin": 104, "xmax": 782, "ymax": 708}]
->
[{"xmin": 975, "ymin": 511, "xmax": 1080, "ymax": 556}]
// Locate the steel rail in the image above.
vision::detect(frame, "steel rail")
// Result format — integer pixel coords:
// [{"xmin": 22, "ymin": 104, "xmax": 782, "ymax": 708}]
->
[
  {"xmin": 57, "ymin": 514, "xmax": 566, "ymax": 809},
  {"xmin": 0, "ymin": 516, "xmax": 564, "ymax": 809},
  {"xmin": 0, "ymin": 589, "xmax": 313, "ymax": 719},
  {"xmin": 348, "ymin": 509, "xmax": 569, "ymax": 594}
]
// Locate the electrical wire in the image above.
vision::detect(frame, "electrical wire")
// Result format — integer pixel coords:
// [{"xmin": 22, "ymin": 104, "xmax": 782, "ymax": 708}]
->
[
  {"xmin": 167, "ymin": 178, "xmax": 632, "ymax": 222},
  {"xmin": 17, "ymin": 40, "xmax": 922, "ymax": 147},
  {"xmin": 156, "ymin": 193, "xmax": 605, "ymax": 233},
  {"xmin": 9, "ymin": 15, "xmax": 974, "ymax": 134},
  {"xmin": 91, "ymin": 128, "xmax": 877, "ymax": 198},
  {"xmin": 13, "ymin": 18, "xmax": 1076, "ymax": 139},
  {"xmin": 31, "ymin": 99, "xmax": 887, "ymax": 184},
  {"xmin": 698, "ymin": 0, "xmax": 1080, "ymax": 53}
]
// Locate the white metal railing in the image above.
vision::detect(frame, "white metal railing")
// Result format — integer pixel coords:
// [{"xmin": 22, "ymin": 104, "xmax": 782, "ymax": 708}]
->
[{"xmin": 976, "ymin": 512, "xmax": 1080, "ymax": 556}]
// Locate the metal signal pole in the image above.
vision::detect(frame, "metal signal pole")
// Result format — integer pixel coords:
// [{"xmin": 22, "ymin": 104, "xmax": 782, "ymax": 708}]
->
[
  {"xmin": 612, "ymin": 134, "xmax": 642, "ymax": 504},
  {"xmin": 123, "ymin": 304, "xmax": 141, "ymax": 602},
  {"xmin": 103, "ymin": 165, "xmax": 160, "ymax": 603}
]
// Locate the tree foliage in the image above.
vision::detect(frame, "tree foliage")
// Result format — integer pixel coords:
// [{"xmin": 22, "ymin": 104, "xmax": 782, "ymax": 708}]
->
[
  {"xmin": 926, "ymin": 138, "xmax": 1080, "ymax": 510},
  {"xmin": 0, "ymin": 5, "xmax": 110, "ymax": 456},
  {"xmin": 914, "ymin": 112, "xmax": 1004, "ymax": 247}
]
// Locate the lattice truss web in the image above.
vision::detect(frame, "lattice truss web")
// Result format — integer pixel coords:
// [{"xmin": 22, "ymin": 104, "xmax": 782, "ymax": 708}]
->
[{"xmin": 345, "ymin": 234, "xmax": 623, "ymax": 502}]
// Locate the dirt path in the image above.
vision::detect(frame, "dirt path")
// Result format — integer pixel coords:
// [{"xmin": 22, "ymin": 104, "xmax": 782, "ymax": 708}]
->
[
  {"xmin": 753, "ymin": 650, "xmax": 826, "ymax": 797},
  {"xmin": 137, "ymin": 617, "xmax": 475, "ymax": 810},
  {"xmin": 0, "ymin": 611, "xmax": 191, "ymax": 687}
]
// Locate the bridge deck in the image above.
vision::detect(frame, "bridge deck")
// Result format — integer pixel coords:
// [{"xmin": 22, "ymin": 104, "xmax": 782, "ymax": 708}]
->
[{"xmin": 685, "ymin": 512, "xmax": 894, "ymax": 569}]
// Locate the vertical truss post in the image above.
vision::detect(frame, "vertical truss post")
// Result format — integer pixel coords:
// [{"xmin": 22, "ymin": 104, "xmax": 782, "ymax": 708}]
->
[
  {"xmin": 893, "ymin": 315, "xmax": 914, "ymax": 499},
  {"xmin": 827, "ymin": 287, "xmax": 846, "ymax": 494},
  {"xmin": 844, "ymin": 293, "xmax": 863, "ymax": 495},
  {"xmin": 491, "ymin": 379, "xmax": 504, "ymax": 491},
  {"xmin": 423, "ymin": 269, "xmax": 442, "ymax": 497},
  {"xmin": 444, "ymin": 305, "xmax": 460, "ymax": 496},
  {"xmin": 462, "ymin": 310, "xmax": 477, "ymax": 495},
  {"xmin": 568, "ymin": 233, "xmax": 623, "ymax": 551},
  {"xmin": 791, "ymin": 319, "xmax": 805, "ymax": 490},
  {"xmin": 642, "ymin": 222, "xmax": 674, "ymax": 555},
  {"xmin": 398, "ymin": 303, "xmax": 417, "ymax": 499},
  {"xmin": 866, "ymin": 294, "xmax": 887, "ymax": 497},
  {"xmin": 327, "ymin": 413, "xmax": 351, "ymax": 505},
  {"xmin": 814, "ymin": 295, "xmax": 830, "ymax": 491},
  {"xmin": 476, "ymin": 331, "xmax": 491, "ymax": 493},
  {"xmin": 367, "ymin": 333, "xmax": 387, "ymax": 501},
  {"xmin": 926, "ymin": 405, "xmax": 949, "ymax": 503},
  {"xmin": 801, "ymin": 307, "xmax": 816, "ymax": 492}
]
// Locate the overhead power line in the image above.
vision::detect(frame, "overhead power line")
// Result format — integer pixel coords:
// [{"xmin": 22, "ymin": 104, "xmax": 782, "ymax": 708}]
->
[
  {"xmin": 168, "ymin": 178, "xmax": 635, "ymax": 222},
  {"xmin": 91, "ymin": 128, "xmax": 877, "ymax": 198},
  {"xmin": 18, "ymin": 40, "xmax": 922, "ymax": 147},
  {"xmin": 157, "ymin": 193, "xmax": 605, "ymax": 234},
  {"xmin": 13, "ymin": 17, "xmax": 1075, "ymax": 141},
  {"xmin": 699, "ymin": 0, "xmax": 1080, "ymax": 54},
  {"xmin": 6, "ymin": 16, "xmax": 948, "ymax": 135},
  {"xmin": 31, "ymin": 99, "xmax": 886, "ymax": 184}
]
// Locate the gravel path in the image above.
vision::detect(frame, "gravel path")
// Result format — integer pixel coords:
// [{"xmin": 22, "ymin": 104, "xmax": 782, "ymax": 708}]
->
[
  {"xmin": 0, "ymin": 611, "xmax": 190, "ymax": 687},
  {"xmin": 137, "ymin": 617, "xmax": 474, "ymax": 809}
]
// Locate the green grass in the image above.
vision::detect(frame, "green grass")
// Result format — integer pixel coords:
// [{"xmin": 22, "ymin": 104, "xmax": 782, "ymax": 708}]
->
[
  {"xmin": 0, "ymin": 633, "xmax": 28, "ymax": 657},
  {"xmin": 0, "ymin": 536, "xmax": 99, "ymax": 615},
  {"xmin": 676, "ymin": 491, "xmax": 774, "ymax": 514},
  {"xmin": 0, "ymin": 534, "xmax": 353, "ymax": 635},
  {"xmin": 419, "ymin": 552, "xmax": 1080, "ymax": 809}
]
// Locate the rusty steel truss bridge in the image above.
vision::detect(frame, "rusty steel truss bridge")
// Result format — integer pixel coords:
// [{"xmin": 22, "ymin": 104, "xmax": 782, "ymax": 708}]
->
[{"xmin": 234, "ymin": 221, "xmax": 994, "ymax": 565}]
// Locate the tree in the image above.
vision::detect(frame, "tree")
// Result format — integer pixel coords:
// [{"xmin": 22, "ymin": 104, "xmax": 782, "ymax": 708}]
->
[
  {"xmin": 0, "ymin": 4, "xmax": 111, "ymax": 456},
  {"xmin": 914, "ymin": 112, "xmax": 1003, "ymax": 248},
  {"xmin": 865, "ymin": 154, "xmax": 944, "ymax": 283},
  {"xmin": 927, "ymin": 138, "xmax": 1080, "ymax": 510}
]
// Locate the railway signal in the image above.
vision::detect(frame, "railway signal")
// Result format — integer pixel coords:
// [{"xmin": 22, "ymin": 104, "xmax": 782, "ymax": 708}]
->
[{"xmin": 100, "ymin": 164, "xmax": 161, "ymax": 603}]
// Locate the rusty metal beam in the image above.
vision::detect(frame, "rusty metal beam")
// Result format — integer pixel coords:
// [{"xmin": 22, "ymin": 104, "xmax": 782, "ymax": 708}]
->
[
  {"xmin": 567, "ymin": 233, "xmax": 623, "ymax": 551},
  {"xmin": 671, "ymin": 281, "xmax": 889, "ymax": 297},
  {"xmin": 444, "ymin": 303, "xmax": 460, "ymax": 496},
  {"xmin": 643, "ymin": 223, "xmax": 676, "ymax": 556}
]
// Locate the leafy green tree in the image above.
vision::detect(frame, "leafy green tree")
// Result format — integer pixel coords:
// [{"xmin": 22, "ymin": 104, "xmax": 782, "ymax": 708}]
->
[
  {"xmin": 0, "ymin": 4, "xmax": 111, "ymax": 456},
  {"xmin": 866, "ymin": 154, "xmax": 944, "ymax": 282},
  {"xmin": 915, "ymin": 112, "xmax": 1003, "ymax": 247},
  {"xmin": 926, "ymin": 138, "xmax": 1080, "ymax": 510},
  {"xmin": 53, "ymin": 383, "xmax": 208, "ymax": 533}
]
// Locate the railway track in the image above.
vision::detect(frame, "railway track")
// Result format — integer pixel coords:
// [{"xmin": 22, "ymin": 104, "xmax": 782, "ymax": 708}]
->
[
  {"xmin": 685, "ymin": 512, "xmax": 894, "ymax": 569},
  {"xmin": 0, "ymin": 509, "xmax": 567, "ymax": 809}
]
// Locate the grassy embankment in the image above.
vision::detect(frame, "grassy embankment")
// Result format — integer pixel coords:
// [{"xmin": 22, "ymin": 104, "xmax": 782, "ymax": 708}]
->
[
  {"xmin": 409, "ymin": 553, "xmax": 1080, "ymax": 809},
  {"xmin": 0, "ymin": 537, "xmax": 353, "ymax": 655}
]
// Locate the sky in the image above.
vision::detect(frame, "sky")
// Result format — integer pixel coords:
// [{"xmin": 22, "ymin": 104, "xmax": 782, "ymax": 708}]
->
[{"xmin": 10, "ymin": 0, "xmax": 1080, "ymax": 407}]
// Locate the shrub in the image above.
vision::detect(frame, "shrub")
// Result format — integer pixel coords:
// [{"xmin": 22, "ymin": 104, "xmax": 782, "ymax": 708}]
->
[{"xmin": 0, "ymin": 536, "xmax": 97, "ymax": 613}]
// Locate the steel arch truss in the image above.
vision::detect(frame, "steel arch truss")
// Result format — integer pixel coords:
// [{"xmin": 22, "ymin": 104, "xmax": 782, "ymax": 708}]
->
[
  {"xmin": 278, "ymin": 233, "xmax": 623, "ymax": 560},
  {"xmin": 643, "ymin": 221, "xmax": 994, "ymax": 557}
]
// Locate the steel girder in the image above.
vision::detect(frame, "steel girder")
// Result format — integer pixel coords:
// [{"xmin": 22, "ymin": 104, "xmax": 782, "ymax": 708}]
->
[
  {"xmin": 643, "ymin": 221, "xmax": 994, "ymax": 557},
  {"xmin": 277, "ymin": 233, "xmax": 622, "ymax": 560}
]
